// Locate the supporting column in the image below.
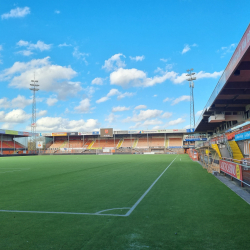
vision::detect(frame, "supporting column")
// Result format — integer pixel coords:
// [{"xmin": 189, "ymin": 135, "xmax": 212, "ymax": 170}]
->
[
  {"xmin": 130, "ymin": 133, "xmax": 132, "ymax": 154},
  {"xmin": 14, "ymin": 136, "xmax": 15, "ymax": 154}
]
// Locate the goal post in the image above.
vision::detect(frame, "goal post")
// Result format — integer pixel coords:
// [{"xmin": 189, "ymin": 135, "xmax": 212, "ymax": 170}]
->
[{"xmin": 96, "ymin": 148, "xmax": 113, "ymax": 155}]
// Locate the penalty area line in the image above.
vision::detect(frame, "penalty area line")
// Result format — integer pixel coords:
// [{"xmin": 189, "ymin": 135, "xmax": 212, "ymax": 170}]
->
[{"xmin": 125, "ymin": 157, "xmax": 177, "ymax": 216}]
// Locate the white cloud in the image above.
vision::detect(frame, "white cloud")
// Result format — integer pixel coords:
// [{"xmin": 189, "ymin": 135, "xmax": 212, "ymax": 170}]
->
[
  {"xmin": 167, "ymin": 118, "xmax": 185, "ymax": 127},
  {"xmin": 110, "ymin": 68, "xmax": 177, "ymax": 88},
  {"xmin": 117, "ymin": 92, "xmax": 135, "ymax": 100},
  {"xmin": 182, "ymin": 45, "xmax": 191, "ymax": 54},
  {"xmin": 17, "ymin": 50, "xmax": 33, "ymax": 56},
  {"xmin": 0, "ymin": 95, "xmax": 33, "ymax": 109},
  {"xmin": 1, "ymin": 7, "xmax": 30, "ymax": 19},
  {"xmin": 171, "ymin": 70, "xmax": 223, "ymax": 84},
  {"xmin": 102, "ymin": 53, "xmax": 126, "ymax": 71},
  {"xmin": 181, "ymin": 43, "xmax": 197, "ymax": 54},
  {"xmin": 91, "ymin": 77, "xmax": 104, "ymax": 85},
  {"xmin": 0, "ymin": 45, "xmax": 3, "ymax": 51},
  {"xmin": 129, "ymin": 55, "xmax": 145, "ymax": 61},
  {"xmin": 37, "ymin": 110, "xmax": 47, "ymax": 117},
  {"xmin": 196, "ymin": 110, "xmax": 203, "ymax": 117},
  {"xmin": 73, "ymin": 47, "xmax": 89, "ymax": 65},
  {"xmin": 55, "ymin": 10, "xmax": 60, "ymax": 14},
  {"xmin": 171, "ymin": 95, "xmax": 190, "ymax": 106},
  {"xmin": 0, "ymin": 57, "xmax": 81, "ymax": 99},
  {"xmin": 134, "ymin": 105, "xmax": 147, "ymax": 110},
  {"xmin": 153, "ymin": 94, "xmax": 157, "ymax": 97},
  {"xmin": 112, "ymin": 106, "xmax": 130, "ymax": 112},
  {"xmin": 83, "ymin": 86, "xmax": 96, "ymax": 98},
  {"xmin": 123, "ymin": 109, "xmax": 163, "ymax": 122},
  {"xmin": 46, "ymin": 97, "xmax": 58, "ymax": 106},
  {"xmin": 162, "ymin": 112, "xmax": 172, "ymax": 119},
  {"xmin": 96, "ymin": 96, "xmax": 109, "ymax": 104},
  {"xmin": 0, "ymin": 109, "xmax": 30, "ymax": 123},
  {"xmin": 142, "ymin": 119, "xmax": 163, "ymax": 126},
  {"xmin": 17, "ymin": 40, "xmax": 52, "ymax": 51},
  {"xmin": 105, "ymin": 113, "xmax": 119, "ymax": 124},
  {"xmin": 96, "ymin": 88, "xmax": 134, "ymax": 103},
  {"xmin": 107, "ymin": 89, "xmax": 120, "ymax": 97},
  {"xmin": 183, "ymin": 124, "xmax": 191, "ymax": 129},
  {"xmin": 33, "ymin": 117, "xmax": 100, "ymax": 132},
  {"xmin": 160, "ymin": 58, "xmax": 168, "ymax": 62},
  {"xmin": 58, "ymin": 43, "xmax": 72, "ymax": 47},
  {"xmin": 74, "ymin": 98, "xmax": 91, "ymax": 113},
  {"xmin": 218, "ymin": 43, "xmax": 236, "ymax": 57},
  {"xmin": 163, "ymin": 97, "xmax": 172, "ymax": 102}
]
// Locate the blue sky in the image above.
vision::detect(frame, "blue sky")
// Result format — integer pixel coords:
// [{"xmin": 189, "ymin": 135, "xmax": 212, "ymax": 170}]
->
[{"xmin": 0, "ymin": 0, "xmax": 249, "ymax": 132}]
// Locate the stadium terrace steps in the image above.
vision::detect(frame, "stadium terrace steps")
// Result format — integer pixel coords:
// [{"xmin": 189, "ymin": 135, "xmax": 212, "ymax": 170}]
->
[
  {"xmin": 132, "ymin": 139, "xmax": 138, "ymax": 148},
  {"xmin": 165, "ymin": 138, "xmax": 169, "ymax": 148},
  {"xmin": 228, "ymin": 141, "xmax": 243, "ymax": 161},
  {"xmin": 211, "ymin": 144, "xmax": 221, "ymax": 157},
  {"xmin": 117, "ymin": 139, "xmax": 124, "ymax": 148},
  {"xmin": 59, "ymin": 141, "xmax": 68, "ymax": 148},
  {"xmin": 87, "ymin": 140, "xmax": 95, "ymax": 149}
]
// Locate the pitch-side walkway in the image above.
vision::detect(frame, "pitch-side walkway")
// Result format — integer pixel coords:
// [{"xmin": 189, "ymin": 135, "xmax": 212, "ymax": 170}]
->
[{"xmin": 215, "ymin": 174, "xmax": 250, "ymax": 205}]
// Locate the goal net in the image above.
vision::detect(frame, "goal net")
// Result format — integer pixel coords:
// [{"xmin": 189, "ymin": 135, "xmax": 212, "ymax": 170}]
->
[{"xmin": 96, "ymin": 149, "xmax": 113, "ymax": 155}]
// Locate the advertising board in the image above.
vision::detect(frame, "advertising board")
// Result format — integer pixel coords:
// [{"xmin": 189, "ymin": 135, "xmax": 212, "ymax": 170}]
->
[
  {"xmin": 42, "ymin": 133, "xmax": 52, "ymax": 136},
  {"xmin": 78, "ymin": 132, "xmax": 92, "ymax": 135},
  {"xmin": 52, "ymin": 132, "xmax": 67, "ymax": 136},
  {"xmin": 92, "ymin": 131, "xmax": 99, "ymax": 135},
  {"xmin": 184, "ymin": 138, "xmax": 207, "ymax": 141},
  {"xmin": 23, "ymin": 132, "xmax": 29, "ymax": 136},
  {"xmin": 5, "ymin": 130, "xmax": 18, "ymax": 135},
  {"xmin": 220, "ymin": 160, "xmax": 242, "ymax": 180},
  {"xmin": 0, "ymin": 129, "xmax": 5, "ymax": 134},
  {"xmin": 67, "ymin": 132, "xmax": 78, "ymax": 136},
  {"xmin": 36, "ymin": 141, "xmax": 43, "ymax": 149},
  {"xmin": 235, "ymin": 131, "xmax": 250, "ymax": 141},
  {"xmin": 100, "ymin": 128, "xmax": 113, "ymax": 137},
  {"xmin": 114, "ymin": 130, "xmax": 128, "ymax": 134}
]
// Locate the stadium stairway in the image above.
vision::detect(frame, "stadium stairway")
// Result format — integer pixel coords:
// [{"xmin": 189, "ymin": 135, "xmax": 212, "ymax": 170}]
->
[
  {"xmin": 211, "ymin": 144, "xmax": 221, "ymax": 158},
  {"xmin": 60, "ymin": 141, "xmax": 68, "ymax": 148},
  {"xmin": 133, "ymin": 139, "xmax": 138, "ymax": 148},
  {"xmin": 165, "ymin": 138, "xmax": 169, "ymax": 148},
  {"xmin": 88, "ymin": 140, "xmax": 95, "ymax": 149},
  {"xmin": 228, "ymin": 141, "xmax": 243, "ymax": 161},
  {"xmin": 117, "ymin": 139, "xmax": 123, "ymax": 148}
]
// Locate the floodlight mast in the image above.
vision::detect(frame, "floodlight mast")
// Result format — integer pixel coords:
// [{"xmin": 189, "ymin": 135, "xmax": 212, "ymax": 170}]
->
[
  {"xmin": 186, "ymin": 69, "xmax": 196, "ymax": 131},
  {"xmin": 30, "ymin": 74, "xmax": 39, "ymax": 151}
]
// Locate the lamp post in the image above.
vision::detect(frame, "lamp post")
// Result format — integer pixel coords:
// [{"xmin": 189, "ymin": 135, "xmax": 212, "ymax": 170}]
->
[{"xmin": 186, "ymin": 68, "xmax": 196, "ymax": 130}]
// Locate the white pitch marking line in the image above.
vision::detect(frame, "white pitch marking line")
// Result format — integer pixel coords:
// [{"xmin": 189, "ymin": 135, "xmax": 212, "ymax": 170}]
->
[
  {"xmin": 125, "ymin": 157, "xmax": 177, "ymax": 216},
  {"xmin": 0, "ymin": 209, "xmax": 127, "ymax": 217}
]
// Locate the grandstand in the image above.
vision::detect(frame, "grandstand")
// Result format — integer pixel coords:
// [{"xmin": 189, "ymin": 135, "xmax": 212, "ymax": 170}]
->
[
  {"xmin": 40, "ymin": 129, "xmax": 195, "ymax": 155},
  {"xmin": 0, "ymin": 129, "xmax": 36, "ymax": 156}
]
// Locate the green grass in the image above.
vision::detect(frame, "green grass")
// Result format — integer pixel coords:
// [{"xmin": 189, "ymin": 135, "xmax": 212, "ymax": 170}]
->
[{"xmin": 0, "ymin": 154, "xmax": 249, "ymax": 249}]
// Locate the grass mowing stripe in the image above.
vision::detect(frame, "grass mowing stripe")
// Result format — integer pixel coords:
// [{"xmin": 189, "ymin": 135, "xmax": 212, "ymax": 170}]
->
[{"xmin": 126, "ymin": 156, "xmax": 177, "ymax": 216}]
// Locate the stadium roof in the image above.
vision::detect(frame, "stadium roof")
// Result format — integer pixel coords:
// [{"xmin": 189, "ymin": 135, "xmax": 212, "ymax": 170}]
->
[
  {"xmin": 0, "ymin": 129, "xmax": 37, "ymax": 137},
  {"xmin": 195, "ymin": 24, "xmax": 250, "ymax": 132}
]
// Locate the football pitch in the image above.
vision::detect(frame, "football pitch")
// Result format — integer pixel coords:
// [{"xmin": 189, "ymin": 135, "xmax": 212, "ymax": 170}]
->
[{"xmin": 0, "ymin": 154, "xmax": 250, "ymax": 249}]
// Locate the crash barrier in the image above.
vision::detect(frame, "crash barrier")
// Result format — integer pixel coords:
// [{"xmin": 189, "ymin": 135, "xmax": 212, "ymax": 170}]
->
[{"xmin": 220, "ymin": 157, "xmax": 250, "ymax": 187}]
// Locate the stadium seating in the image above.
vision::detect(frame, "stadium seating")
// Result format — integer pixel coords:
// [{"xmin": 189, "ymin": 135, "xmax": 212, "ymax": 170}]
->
[
  {"xmin": 136, "ymin": 138, "xmax": 149, "ymax": 148},
  {"xmin": 150, "ymin": 137, "xmax": 165, "ymax": 147},
  {"xmin": 133, "ymin": 137, "xmax": 165, "ymax": 148},
  {"xmin": 69, "ymin": 139, "xmax": 86, "ymax": 148},
  {"xmin": 1, "ymin": 141, "xmax": 25, "ymax": 149},
  {"xmin": 168, "ymin": 138, "xmax": 183, "ymax": 147},
  {"xmin": 121, "ymin": 138, "xmax": 135, "ymax": 147},
  {"xmin": 49, "ymin": 140, "xmax": 67, "ymax": 149},
  {"xmin": 91, "ymin": 139, "xmax": 120, "ymax": 149}
]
